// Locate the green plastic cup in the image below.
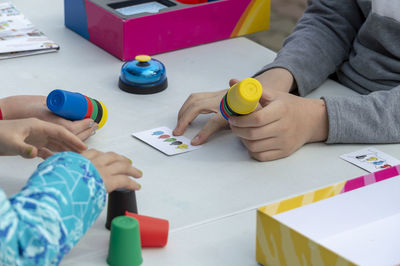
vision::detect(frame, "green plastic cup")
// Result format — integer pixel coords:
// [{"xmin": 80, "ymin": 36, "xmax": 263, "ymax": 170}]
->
[{"xmin": 107, "ymin": 216, "xmax": 143, "ymax": 266}]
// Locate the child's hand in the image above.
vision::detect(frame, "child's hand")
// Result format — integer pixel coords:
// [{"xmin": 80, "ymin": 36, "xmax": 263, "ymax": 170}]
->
[
  {"xmin": 229, "ymin": 89, "xmax": 329, "ymax": 161},
  {"xmin": 0, "ymin": 118, "xmax": 87, "ymax": 159},
  {"xmin": 173, "ymin": 68, "xmax": 296, "ymax": 146},
  {"xmin": 173, "ymin": 83, "xmax": 235, "ymax": 145},
  {"xmin": 82, "ymin": 149, "xmax": 142, "ymax": 193},
  {"xmin": 0, "ymin": 95, "xmax": 97, "ymax": 140}
]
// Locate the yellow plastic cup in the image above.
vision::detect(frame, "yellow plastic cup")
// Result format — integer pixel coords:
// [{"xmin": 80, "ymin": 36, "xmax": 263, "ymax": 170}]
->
[
  {"xmin": 226, "ymin": 78, "xmax": 262, "ymax": 115},
  {"xmin": 98, "ymin": 100, "xmax": 108, "ymax": 129}
]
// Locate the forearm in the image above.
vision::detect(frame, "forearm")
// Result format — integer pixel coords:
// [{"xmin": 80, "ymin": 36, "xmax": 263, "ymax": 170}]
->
[
  {"xmin": 255, "ymin": 0, "xmax": 364, "ymax": 96},
  {"xmin": 323, "ymin": 86, "xmax": 400, "ymax": 143},
  {"xmin": 0, "ymin": 95, "xmax": 46, "ymax": 120},
  {"xmin": 254, "ymin": 68, "xmax": 295, "ymax": 93},
  {"xmin": 0, "ymin": 152, "xmax": 106, "ymax": 265}
]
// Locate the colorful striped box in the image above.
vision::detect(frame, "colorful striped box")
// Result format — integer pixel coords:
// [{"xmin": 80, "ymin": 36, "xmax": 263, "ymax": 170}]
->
[
  {"xmin": 256, "ymin": 165, "xmax": 400, "ymax": 265},
  {"xmin": 64, "ymin": 0, "xmax": 270, "ymax": 61}
]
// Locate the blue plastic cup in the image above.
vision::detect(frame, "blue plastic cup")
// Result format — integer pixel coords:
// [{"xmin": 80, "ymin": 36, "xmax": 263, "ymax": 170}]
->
[{"xmin": 47, "ymin": 89, "xmax": 88, "ymax": 120}]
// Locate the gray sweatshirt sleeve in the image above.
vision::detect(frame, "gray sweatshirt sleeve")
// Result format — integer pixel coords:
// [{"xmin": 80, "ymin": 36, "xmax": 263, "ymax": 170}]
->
[
  {"xmin": 256, "ymin": 0, "xmax": 364, "ymax": 95},
  {"xmin": 323, "ymin": 86, "xmax": 400, "ymax": 144},
  {"xmin": 256, "ymin": 0, "xmax": 400, "ymax": 144}
]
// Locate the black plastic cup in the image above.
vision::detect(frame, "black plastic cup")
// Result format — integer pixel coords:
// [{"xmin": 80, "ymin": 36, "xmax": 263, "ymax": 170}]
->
[{"xmin": 106, "ymin": 188, "xmax": 138, "ymax": 230}]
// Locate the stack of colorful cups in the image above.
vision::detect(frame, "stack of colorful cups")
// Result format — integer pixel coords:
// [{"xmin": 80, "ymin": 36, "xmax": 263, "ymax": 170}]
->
[
  {"xmin": 46, "ymin": 89, "xmax": 108, "ymax": 129},
  {"xmin": 219, "ymin": 77, "xmax": 263, "ymax": 120}
]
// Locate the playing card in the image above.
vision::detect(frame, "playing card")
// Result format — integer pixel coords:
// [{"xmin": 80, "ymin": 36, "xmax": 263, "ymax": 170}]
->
[
  {"xmin": 132, "ymin": 127, "xmax": 202, "ymax": 156},
  {"xmin": 340, "ymin": 147, "xmax": 400, "ymax": 172}
]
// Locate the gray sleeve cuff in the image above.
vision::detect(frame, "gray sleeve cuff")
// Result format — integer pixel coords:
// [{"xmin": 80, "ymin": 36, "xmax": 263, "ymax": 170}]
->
[
  {"xmin": 321, "ymin": 96, "xmax": 342, "ymax": 144},
  {"xmin": 322, "ymin": 87, "xmax": 400, "ymax": 144}
]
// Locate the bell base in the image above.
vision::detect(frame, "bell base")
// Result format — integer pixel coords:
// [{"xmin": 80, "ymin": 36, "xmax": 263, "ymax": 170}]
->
[{"xmin": 119, "ymin": 78, "xmax": 168, "ymax": 94}]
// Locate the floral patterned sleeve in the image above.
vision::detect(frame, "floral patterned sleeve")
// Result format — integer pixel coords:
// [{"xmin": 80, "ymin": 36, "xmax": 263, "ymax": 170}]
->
[{"xmin": 0, "ymin": 152, "xmax": 106, "ymax": 265}]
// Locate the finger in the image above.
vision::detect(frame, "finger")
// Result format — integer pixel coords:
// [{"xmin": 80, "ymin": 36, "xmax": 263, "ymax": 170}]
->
[
  {"xmin": 249, "ymin": 149, "xmax": 286, "ymax": 162},
  {"xmin": 76, "ymin": 126, "xmax": 97, "ymax": 141},
  {"xmin": 229, "ymin": 101, "xmax": 281, "ymax": 128},
  {"xmin": 107, "ymin": 161, "xmax": 143, "ymax": 178},
  {"xmin": 41, "ymin": 123, "xmax": 87, "ymax": 152},
  {"xmin": 45, "ymin": 139, "xmax": 67, "ymax": 152},
  {"xmin": 18, "ymin": 144, "xmax": 38, "ymax": 159},
  {"xmin": 91, "ymin": 152, "xmax": 131, "ymax": 167},
  {"xmin": 175, "ymin": 91, "xmax": 226, "ymax": 135},
  {"xmin": 191, "ymin": 114, "xmax": 228, "ymax": 145},
  {"xmin": 177, "ymin": 92, "xmax": 218, "ymax": 120},
  {"xmin": 64, "ymin": 119, "xmax": 97, "ymax": 136},
  {"xmin": 46, "ymin": 137, "xmax": 84, "ymax": 153},
  {"xmin": 259, "ymin": 90, "xmax": 278, "ymax": 106},
  {"xmin": 241, "ymin": 137, "xmax": 280, "ymax": 153},
  {"xmin": 38, "ymin": 147, "xmax": 53, "ymax": 159},
  {"xmin": 229, "ymin": 78, "xmax": 240, "ymax": 87},
  {"xmin": 230, "ymin": 120, "xmax": 281, "ymax": 141},
  {"xmin": 177, "ymin": 93, "xmax": 199, "ymax": 121},
  {"xmin": 174, "ymin": 98, "xmax": 217, "ymax": 136},
  {"xmin": 81, "ymin": 149, "xmax": 100, "ymax": 160},
  {"xmin": 110, "ymin": 175, "xmax": 141, "ymax": 192}
]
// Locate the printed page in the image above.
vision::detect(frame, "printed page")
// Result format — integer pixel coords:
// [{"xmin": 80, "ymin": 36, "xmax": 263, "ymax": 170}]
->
[{"xmin": 0, "ymin": 2, "xmax": 59, "ymax": 59}]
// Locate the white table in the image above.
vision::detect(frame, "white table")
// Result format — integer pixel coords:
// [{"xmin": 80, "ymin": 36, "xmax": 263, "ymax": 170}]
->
[{"xmin": 1, "ymin": 0, "xmax": 399, "ymax": 265}]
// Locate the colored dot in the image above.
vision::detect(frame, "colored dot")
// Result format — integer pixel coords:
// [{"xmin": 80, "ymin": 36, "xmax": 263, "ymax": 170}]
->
[
  {"xmin": 152, "ymin": 131, "xmax": 163, "ymax": 135},
  {"xmin": 177, "ymin": 144, "xmax": 188, "ymax": 149},
  {"xmin": 159, "ymin": 134, "xmax": 170, "ymax": 139},
  {"xmin": 164, "ymin": 138, "xmax": 176, "ymax": 142},
  {"xmin": 170, "ymin": 141, "xmax": 182, "ymax": 145}
]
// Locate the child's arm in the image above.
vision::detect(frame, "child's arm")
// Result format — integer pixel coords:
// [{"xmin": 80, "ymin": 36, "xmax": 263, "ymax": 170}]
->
[
  {"xmin": 0, "ymin": 96, "xmax": 97, "ymax": 141},
  {"xmin": 0, "ymin": 152, "xmax": 106, "ymax": 265},
  {"xmin": 323, "ymin": 86, "xmax": 400, "ymax": 144},
  {"xmin": 256, "ymin": 0, "xmax": 364, "ymax": 95}
]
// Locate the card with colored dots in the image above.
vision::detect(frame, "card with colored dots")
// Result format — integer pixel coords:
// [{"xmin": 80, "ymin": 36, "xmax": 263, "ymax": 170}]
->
[
  {"xmin": 340, "ymin": 147, "xmax": 400, "ymax": 173},
  {"xmin": 132, "ymin": 127, "xmax": 202, "ymax": 156}
]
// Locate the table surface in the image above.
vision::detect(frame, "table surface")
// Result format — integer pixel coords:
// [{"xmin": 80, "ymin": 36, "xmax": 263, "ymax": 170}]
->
[{"xmin": 1, "ymin": 0, "xmax": 400, "ymax": 265}]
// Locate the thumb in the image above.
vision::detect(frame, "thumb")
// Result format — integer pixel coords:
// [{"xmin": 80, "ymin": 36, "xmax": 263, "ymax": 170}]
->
[
  {"xmin": 38, "ymin": 148, "xmax": 53, "ymax": 159},
  {"xmin": 259, "ymin": 89, "xmax": 279, "ymax": 107},
  {"xmin": 18, "ymin": 143, "xmax": 38, "ymax": 159},
  {"xmin": 229, "ymin": 78, "xmax": 240, "ymax": 87}
]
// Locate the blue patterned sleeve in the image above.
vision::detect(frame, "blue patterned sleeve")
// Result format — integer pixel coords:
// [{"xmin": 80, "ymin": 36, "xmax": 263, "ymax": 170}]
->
[{"xmin": 0, "ymin": 152, "xmax": 106, "ymax": 265}]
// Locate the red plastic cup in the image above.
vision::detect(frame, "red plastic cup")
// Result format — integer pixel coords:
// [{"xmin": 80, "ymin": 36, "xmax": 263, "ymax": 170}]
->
[
  {"xmin": 83, "ymin": 95, "xmax": 93, "ymax": 119},
  {"xmin": 125, "ymin": 211, "xmax": 169, "ymax": 247}
]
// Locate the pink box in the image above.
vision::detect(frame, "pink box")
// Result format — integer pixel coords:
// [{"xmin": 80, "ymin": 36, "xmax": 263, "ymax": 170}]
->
[{"xmin": 65, "ymin": 0, "xmax": 270, "ymax": 60}]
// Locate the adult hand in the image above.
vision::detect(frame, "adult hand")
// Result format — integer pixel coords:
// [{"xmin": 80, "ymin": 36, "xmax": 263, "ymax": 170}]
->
[
  {"xmin": 82, "ymin": 149, "xmax": 142, "ymax": 193},
  {"xmin": 0, "ymin": 118, "xmax": 87, "ymax": 159},
  {"xmin": 0, "ymin": 95, "xmax": 97, "ymax": 141},
  {"xmin": 229, "ymin": 89, "xmax": 329, "ymax": 161}
]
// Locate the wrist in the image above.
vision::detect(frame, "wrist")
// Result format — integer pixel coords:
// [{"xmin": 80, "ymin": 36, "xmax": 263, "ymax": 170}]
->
[
  {"xmin": 0, "ymin": 95, "xmax": 46, "ymax": 120},
  {"xmin": 0, "ymin": 96, "xmax": 16, "ymax": 120},
  {"xmin": 254, "ymin": 68, "xmax": 295, "ymax": 93},
  {"xmin": 306, "ymin": 99, "xmax": 329, "ymax": 143}
]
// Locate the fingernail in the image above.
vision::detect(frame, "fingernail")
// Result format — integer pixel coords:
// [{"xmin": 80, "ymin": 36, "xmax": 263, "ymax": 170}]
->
[
  {"xmin": 128, "ymin": 159, "xmax": 132, "ymax": 164},
  {"xmin": 191, "ymin": 135, "xmax": 200, "ymax": 145},
  {"xmin": 137, "ymin": 183, "xmax": 142, "ymax": 190},
  {"xmin": 138, "ymin": 169, "xmax": 143, "ymax": 176},
  {"xmin": 89, "ymin": 121, "xmax": 95, "ymax": 128},
  {"xmin": 26, "ymin": 147, "xmax": 33, "ymax": 156},
  {"xmin": 91, "ymin": 130, "xmax": 96, "ymax": 136}
]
